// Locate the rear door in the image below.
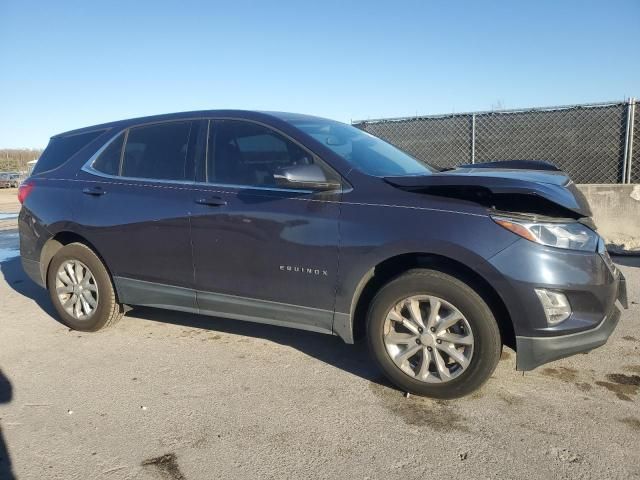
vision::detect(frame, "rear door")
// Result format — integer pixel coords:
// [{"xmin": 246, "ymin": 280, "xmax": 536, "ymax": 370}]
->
[
  {"xmin": 74, "ymin": 119, "xmax": 206, "ymax": 310},
  {"xmin": 189, "ymin": 119, "xmax": 342, "ymax": 333}
]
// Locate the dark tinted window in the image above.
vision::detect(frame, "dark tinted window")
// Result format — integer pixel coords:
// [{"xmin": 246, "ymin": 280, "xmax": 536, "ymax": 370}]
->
[
  {"xmin": 92, "ymin": 133, "xmax": 124, "ymax": 176},
  {"xmin": 32, "ymin": 129, "xmax": 105, "ymax": 175},
  {"xmin": 208, "ymin": 120, "xmax": 324, "ymax": 187},
  {"xmin": 121, "ymin": 121, "xmax": 192, "ymax": 180}
]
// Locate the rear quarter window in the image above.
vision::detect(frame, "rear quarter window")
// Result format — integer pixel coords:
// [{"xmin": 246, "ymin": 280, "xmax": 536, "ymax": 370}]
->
[
  {"xmin": 32, "ymin": 130, "xmax": 106, "ymax": 175},
  {"xmin": 92, "ymin": 133, "xmax": 125, "ymax": 176}
]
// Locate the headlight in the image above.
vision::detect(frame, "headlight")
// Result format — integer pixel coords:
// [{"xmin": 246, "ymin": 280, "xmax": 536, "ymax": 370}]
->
[{"xmin": 492, "ymin": 216, "xmax": 599, "ymax": 251}]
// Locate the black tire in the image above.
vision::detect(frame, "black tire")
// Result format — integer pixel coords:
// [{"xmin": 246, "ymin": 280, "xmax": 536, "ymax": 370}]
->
[
  {"xmin": 47, "ymin": 242, "xmax": 124, "ymax": 332},
  {"xmin": 367, "ymin": 269, "xmax": 502, "ymax": 399}
]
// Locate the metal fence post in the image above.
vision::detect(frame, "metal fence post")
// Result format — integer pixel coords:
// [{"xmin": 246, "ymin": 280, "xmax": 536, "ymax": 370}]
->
[
  {"xmin": 471, "ymin": 114, "xmax": 476, "ymax": 164},
  {"xmin": 626, "ymin": 98, "xmax": 635, "ymax": 183},
  {"xmin": 622, "ymin": 98, "xmax": 635, "ymax": 184}
]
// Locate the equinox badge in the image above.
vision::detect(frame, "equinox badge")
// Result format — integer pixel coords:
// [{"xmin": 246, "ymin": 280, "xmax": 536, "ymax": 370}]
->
[{"xmin": 280, "ymin": 265, "xmax": 329, "ymax": 276}]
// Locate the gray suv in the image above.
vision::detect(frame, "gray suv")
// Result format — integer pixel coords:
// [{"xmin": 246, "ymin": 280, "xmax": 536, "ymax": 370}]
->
[{"xmin": 18, "ymin": 110, "xmax": 627, "ymax": 398}]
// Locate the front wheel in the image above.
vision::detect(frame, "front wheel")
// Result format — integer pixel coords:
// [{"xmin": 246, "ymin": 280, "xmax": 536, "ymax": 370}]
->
[
  {"xmin": 47, "ymin": 243, "xmax": 124, "ymax": 332},
  {"xmin": 367, "ymin": 269, "xmax": 502, "ymax": 399}
]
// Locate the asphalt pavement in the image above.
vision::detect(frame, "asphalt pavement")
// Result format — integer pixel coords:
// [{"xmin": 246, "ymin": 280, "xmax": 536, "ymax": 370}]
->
[{"xmin": 0, "ymin": 193, "xmax": 638, "ymax": 480}]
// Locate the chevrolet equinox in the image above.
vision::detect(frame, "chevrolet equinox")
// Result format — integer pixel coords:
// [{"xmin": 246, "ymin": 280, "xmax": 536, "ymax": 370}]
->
[{"xmin": 18, "ymin": 111, "xmax": 628, "ymax": 398}]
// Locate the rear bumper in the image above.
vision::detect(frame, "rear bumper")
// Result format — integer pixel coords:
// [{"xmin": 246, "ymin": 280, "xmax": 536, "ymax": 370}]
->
[
  {"xmin": 515, "ymin": 273, "xmax": 626, "ymax": 371},
  {"xmin": 22, "ymin": 257, "xmax": 44, "ymax": 287},
  {"xmin": 19, "ymin": 206, "xmax": 48, "ymax": 288}
]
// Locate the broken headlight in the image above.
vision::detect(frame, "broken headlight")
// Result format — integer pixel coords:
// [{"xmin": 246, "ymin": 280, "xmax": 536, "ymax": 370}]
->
[{"xmin": 492, "ymin": 216, "xmax": 599, "ymax": 252}]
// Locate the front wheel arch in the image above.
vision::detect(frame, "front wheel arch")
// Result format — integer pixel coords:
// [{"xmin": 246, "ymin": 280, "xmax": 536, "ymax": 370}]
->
[
  {"xmin": 348, "ymin": 252, "xmax": 515, "ymax": 351},
  {"xmin": 366, "ymin": 268, "xmax": 502, "ymax": 398}
]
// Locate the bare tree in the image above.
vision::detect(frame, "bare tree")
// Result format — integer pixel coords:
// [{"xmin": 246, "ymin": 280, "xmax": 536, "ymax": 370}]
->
[{"xmin": 0, "ymin": 149, "xmax": 43, "ymax": 172}]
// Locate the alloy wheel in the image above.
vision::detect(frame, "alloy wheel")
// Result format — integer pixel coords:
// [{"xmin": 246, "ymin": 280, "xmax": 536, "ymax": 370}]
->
[
  {"xmin": 383, "ymin": 295, "xmax": 474, "ymax": 383},
  {"xmin": 55, "ymin": 260, "xmax": 99, "ymax": 320}
]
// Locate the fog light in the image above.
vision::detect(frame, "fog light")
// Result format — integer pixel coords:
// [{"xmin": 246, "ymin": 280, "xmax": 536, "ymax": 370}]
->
[{"xmin": 534, "ymin": 289, "xmax": 571, "ymax": 325}]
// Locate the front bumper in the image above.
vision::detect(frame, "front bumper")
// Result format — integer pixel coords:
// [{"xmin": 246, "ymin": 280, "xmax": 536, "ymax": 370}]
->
[
  {"xmin": 515, "ymin": 271, "xmax": 626, "ymax": 370},
  {"xmin": 515, "ymin": 303, "xmax": 621, "ymax": 371},
  {"xmin": 485, "ymin": 237, "xmax": 627, "ymax": 371}
]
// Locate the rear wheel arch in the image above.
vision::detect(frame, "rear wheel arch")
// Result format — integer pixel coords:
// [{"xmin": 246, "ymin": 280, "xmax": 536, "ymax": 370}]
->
[
  {"xmin": 348, "ymin": 252, "xmax": 515, "ymax": 350},
  {"xmin": 41, "ymin": 232, "xmax": 107, "ymax": 288},
  {"xmin": 46, "ymin": 242, "xmax": 124, "ymax": 331}
]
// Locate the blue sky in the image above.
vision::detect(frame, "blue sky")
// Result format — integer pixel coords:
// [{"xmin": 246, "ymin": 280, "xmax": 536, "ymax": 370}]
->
[{"xmin": 1, "ymin": 0, "xmax": 638, "ymax": 148}]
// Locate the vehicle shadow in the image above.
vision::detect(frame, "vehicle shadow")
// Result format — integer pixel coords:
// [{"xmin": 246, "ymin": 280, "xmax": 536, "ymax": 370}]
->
[
  {"xmin": 0, "ymin": 256, "xmax": 388, "ymax": 389},
  {"xmin": 130, "ymin": 305, "xmax": 383, "ymax": 384},
  {"xmin": 0, "ymin": 370, "xmax": 15, "ymax": 480},
  {"xmin": 0, "ymin": 256, "xmax": 57, "ymax": 318}
]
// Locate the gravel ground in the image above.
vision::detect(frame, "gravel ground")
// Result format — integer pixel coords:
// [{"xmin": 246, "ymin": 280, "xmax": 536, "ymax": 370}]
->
[
  {"xmin": 0, "ymin": 190, "xmax": 639, "ymax": 480},
  {"xmin": 0, "ymin": 189, "xmax": 19, "ymax": 214}
]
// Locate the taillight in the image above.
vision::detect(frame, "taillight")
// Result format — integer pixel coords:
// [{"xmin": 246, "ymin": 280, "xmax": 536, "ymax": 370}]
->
[{"xmin": 18, "ymin": 181, "xmax": 34, "ymax": 204}]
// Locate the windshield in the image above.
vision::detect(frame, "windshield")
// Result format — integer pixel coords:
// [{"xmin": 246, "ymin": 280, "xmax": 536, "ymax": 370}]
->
[{"xmin": 290, "ymin": 118, "xmax": 434, "ymax": 176}]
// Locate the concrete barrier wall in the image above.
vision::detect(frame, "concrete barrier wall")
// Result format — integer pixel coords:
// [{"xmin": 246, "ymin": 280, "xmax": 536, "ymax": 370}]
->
[{"xmin": 577, "ymin": 184, "xmax": 640, "ymax": 253}]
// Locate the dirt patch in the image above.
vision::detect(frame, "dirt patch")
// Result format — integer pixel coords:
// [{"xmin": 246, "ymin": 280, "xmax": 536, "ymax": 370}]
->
[
  {"xmin": 369, "ymin": 381, "xmax": 468, "ymax": 431},
  {"xmin": 596, "ymin": 382, "xmax": 633, "ymax": 401},
  {"xmin": 622, "ymin": 336, "xmax": 638, "ymax": 342},
  {"xmin": 497, "ymin": 391, "xmax": 524, "ymax": 406},
  {"xmin": 542, "ymin": 367, "xmax": 578, "ymax": 383},
  {"xmin": 546, "ymin": 447, "xmax": 582, "ymax": 464},
  {"xmin": 469, "ymin": 390, "xmax": 484, "ymax": 400},
  {"xmin": 625, "ymin": 365, "xmax": 640, "ymax": 374},
  {"xmin": 141, "ymin": 453, "xmax": 185, "ymax": 480},
  {"xmin": 608, "ymin": 373, "xmax": 640, "ymax": 386},
  {"xmin": 619, "ymin": 417, "xmax": 640, "ymax": 431},
  {"xmin": 500, "ymin": 351, "xmax": 512, "ymax": 361},
  {"xmin": 595, "ymin": 374, "xmax": 640, "ymax": 401},
  {"xmin": 574, "ymin": 382, "xmax": 592, "ymax": 392}
]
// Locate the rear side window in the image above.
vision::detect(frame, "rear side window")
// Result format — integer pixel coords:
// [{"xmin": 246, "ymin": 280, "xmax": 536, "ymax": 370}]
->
[
  {"xmin": 121, "ymin": 122, "xmax": 192, "ymax": 180},
  {"xmin": 33, "ymin": 130, "xmax": 105, "ymax": 175},
  {"xmin": 92, "ymin": 133, "xmax": 124, "ymax": 176}
]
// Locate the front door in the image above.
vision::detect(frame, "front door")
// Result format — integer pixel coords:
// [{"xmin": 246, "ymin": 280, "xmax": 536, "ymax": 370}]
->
[{"xmin": 190, "ymin": 119, "xmax": 342, "ymax": 333}]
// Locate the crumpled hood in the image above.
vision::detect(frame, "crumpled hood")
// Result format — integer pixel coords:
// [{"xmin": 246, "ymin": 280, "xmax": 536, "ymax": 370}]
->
[{"xmin": 384, "ymin": 164, "xmax": 592, "ymax": 218}]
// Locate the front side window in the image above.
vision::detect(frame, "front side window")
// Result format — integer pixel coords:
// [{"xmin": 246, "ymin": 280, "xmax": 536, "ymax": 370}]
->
[
  {"xmin": 207, "ymin": 120, "xmax": 333, "ymax": 188},
  {"xmin": 120, "ymin": 121, "xmax": 193, "ymax": 180}
]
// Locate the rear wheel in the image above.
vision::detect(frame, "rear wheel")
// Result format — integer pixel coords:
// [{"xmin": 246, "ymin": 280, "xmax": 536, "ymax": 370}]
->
[
  {"xmin": 367, "ymin": 269, "xmax": 501, "ymax": 398},
  {"xmin": 47, "ymin": 243, "xmax": 124, "ymax": 331}
]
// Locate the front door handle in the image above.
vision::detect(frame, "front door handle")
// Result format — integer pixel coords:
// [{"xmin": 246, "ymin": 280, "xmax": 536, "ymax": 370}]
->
[
  {"xmin": 195, "ymin": 196, "xmax": 227, "ymax": 207},
  {"xmin": 82, "ymin": 186, "xmax": 106, "ymax": 196}
]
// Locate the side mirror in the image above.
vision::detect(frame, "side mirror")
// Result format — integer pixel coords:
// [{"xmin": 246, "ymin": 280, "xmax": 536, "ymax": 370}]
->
[{"xmin": 274, "ymin": 164, "xmax": 341, "ymax": 191}]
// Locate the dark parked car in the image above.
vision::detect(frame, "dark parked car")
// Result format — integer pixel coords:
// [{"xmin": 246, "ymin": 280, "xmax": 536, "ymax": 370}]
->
[{"xmin": 18, "ymin": 111, "xmax": 627, "ymax": 398}]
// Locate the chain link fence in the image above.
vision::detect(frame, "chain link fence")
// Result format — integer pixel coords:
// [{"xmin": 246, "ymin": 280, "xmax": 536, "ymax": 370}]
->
[
  {"xmin": 356, "ymin": 115, "xmax": 472, "ymax": 171},
  {"xmin": 631, "ymin": 101, "xmax": 640, "ymax": 184},
  {"xmin": 354, "ymin": 100, "xmax": 638, "ymax": 184}
]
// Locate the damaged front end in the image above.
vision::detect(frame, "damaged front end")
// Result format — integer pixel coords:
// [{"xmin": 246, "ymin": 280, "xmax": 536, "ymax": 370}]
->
[
  {"xmin": 385, "ymin": 160, "xmax": 604, "ymax": 251},
  {"xmin": 384, "ymin": 160, "xmax": 592, "ymax": 220},
  {"xmin": 385, "ymin": 160, "xmax": 628, "ymax": 370}
]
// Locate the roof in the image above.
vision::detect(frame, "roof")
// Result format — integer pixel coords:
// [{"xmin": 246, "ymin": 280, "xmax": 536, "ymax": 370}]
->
[{"xmin": 52, "ymin": 110, "xmax": 333, "ymax": 139}]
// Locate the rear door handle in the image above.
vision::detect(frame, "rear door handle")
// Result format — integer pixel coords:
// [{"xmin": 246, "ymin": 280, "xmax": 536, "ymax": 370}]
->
[
  {"xmin": 195, "ymin": 196, "xmax": 227, "ymax": 207},
  {"xmin": 82, "ymin": 186, "xmax": 106, "ymax": 196}
]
